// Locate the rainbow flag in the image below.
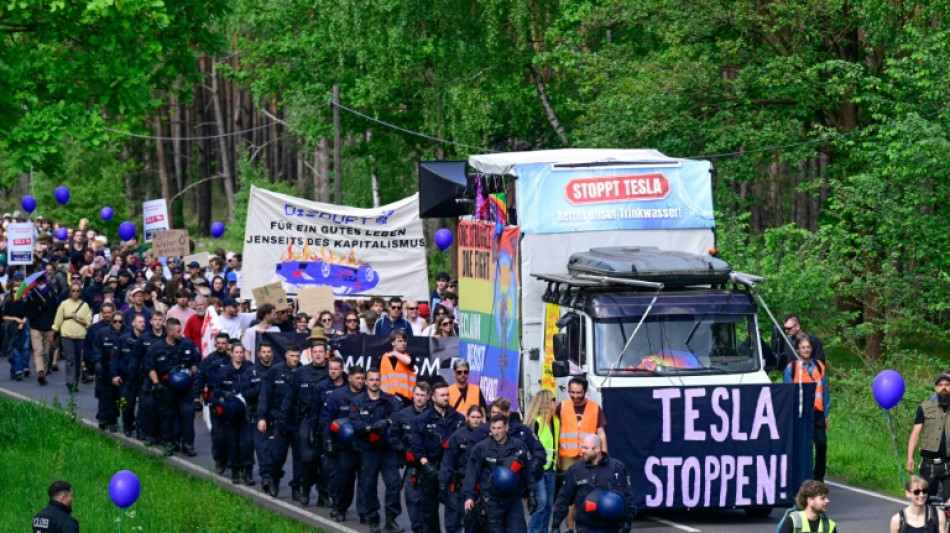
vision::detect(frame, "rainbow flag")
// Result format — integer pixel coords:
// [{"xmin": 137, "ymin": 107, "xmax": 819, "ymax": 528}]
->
[{"xmin": 636, "ymin": 350, "xmax": 701, "ymax": 371}]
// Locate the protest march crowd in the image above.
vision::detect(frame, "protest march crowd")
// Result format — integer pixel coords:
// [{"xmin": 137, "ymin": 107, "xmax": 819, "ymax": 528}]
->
[
  {"xmin": 6, "ymin": 211, "xmax": 637, "ymax": 533},
  {"xmin": 17, "ymin": 207, "xmax": 950, "ymax": 533}
]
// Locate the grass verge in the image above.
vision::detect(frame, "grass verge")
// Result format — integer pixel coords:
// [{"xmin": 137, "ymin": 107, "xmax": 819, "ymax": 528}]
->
[{"xmin": 0, "ymin": 394, "xmax": 314, "ymax": 532}]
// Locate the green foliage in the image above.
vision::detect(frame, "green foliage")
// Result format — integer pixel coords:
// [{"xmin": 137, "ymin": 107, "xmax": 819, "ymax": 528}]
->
[
  {"xmin": 229, "ymin": 149, "xmax": 298, "ymax": 243},
  {"xmin": 0, "ymin": 396, "xmax": 310, "ymax": 532}
]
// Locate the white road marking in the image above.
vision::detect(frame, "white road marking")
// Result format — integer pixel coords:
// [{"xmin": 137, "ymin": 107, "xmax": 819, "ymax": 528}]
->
[
  {"xmin": 645, "ymin": 514, "xmax": 702, "ymax": 532},
  {"xmin": 825, "ymin": 480, "xmax": 906, "ymax": 505}
]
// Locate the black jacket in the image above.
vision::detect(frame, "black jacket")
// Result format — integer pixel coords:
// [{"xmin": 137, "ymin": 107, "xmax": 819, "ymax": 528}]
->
[
  {"xmin": 32, "ymin": 499, "xmax": 79, "ymax": 533},
  {"xmin": 462, "ymin": 435, "xmax": 530, "ymax": 502},
  {"xmin": 552, "ymin": 452, "xmax": 636, "ymax": 529}
]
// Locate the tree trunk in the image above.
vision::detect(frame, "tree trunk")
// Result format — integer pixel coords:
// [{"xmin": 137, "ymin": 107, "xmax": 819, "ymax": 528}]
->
[
  {"xmin": 153, "ymin": 113, "xmax": 178, "ymax": 228},
  {"xmin": 316, "ymin": 137, "xmax": 330, "ymax": 202},
  {"xmin": 529, "ymin": 65, "xmax": 570, "ymax": 147},
  {"xmin": 210, "ymin": 57, "xmax": 236, "ymax": 223}
]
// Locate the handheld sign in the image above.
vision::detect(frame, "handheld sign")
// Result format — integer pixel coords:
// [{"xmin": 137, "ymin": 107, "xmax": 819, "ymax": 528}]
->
[
  {"xmin": 297, "ymin": 286, "xmax": 336, "ymax": 317},
  {"xmin": 252, "ymin": 282, "xmax": 290, "ymax": 311},
  {"xmin": 151, "ymin": 230, "xmax": 189, "ymax": 258}
]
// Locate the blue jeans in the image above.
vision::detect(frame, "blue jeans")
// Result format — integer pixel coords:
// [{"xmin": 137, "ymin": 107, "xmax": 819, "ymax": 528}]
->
[
  {"xmin": 8, "ymin": 325, "xmax": 30, "ymax": 377},
  {"xmin": 528, "ymin": 470, "xmax": 555, "ymax": 533}
]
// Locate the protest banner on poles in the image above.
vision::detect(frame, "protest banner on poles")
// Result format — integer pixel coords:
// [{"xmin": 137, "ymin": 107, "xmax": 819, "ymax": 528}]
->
[{"xmin": 241, "ymin": 186, "xmax": 429, "ymax": 301}]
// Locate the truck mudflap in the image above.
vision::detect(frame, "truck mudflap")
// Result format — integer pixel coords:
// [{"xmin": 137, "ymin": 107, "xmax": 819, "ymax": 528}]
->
[
  {"xmin": 601, "ymin": 383, "xmax": 814, "ymax": 510},
  {"xmin": 567, "ymin": 246, "xmax": 731, "ymax": 285}
]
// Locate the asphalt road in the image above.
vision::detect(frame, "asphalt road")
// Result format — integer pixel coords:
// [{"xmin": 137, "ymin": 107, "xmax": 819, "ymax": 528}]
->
[{"xmin": 1, "ymin": 367, "xmax": 905, "ymax": 532}]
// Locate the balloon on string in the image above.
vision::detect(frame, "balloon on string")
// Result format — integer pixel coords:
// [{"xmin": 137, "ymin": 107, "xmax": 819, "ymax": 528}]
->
[
  {"xmin": 100, "ymin": 206, "xmax": 114, "ymax": 222},
  {"xmin": 21, "ymin": 195, "xmax": 36, "ymax": 214},
  {"xmin": 210, "ymin": 221, "xmax": 225, "ymax": 239},
  {"xmin": 118, "ymin": 221, "xmax": 136, "ymax": 242},
  {"xmin": 108, "ymin": 470, "xmax": 141, "ymax": 509},
  {"xmin": 434, "ymin": 228, "xmax": 453, "ymax": 251},
  {"xmin": 54, "ymin": 186, "xmax": 70, "ymax": 205},
  {"xmin": 54, "ymin": 228, "xmax": 68, "ymax": 241},
  {"xmin": 873, "ymin": 369, "xmax": 905, "ymax": 410}
]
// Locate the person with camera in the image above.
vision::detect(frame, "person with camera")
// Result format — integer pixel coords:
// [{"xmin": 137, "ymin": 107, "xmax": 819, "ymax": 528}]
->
[
  {"xmin": 890, "ymin": 475, "xmax": 947, "ymax": 533},
  {"xmin": 144, "ymin": 318, "xmax": 200, "ymax": 457}
]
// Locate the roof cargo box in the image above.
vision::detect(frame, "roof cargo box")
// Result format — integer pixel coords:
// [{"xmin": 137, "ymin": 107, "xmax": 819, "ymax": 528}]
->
[{"xmin": 567, "ymin": 246, "xmax": 731, "ymax": 285}]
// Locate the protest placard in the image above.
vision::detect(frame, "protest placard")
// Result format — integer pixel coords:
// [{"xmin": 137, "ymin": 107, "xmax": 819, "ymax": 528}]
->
[
  {"xmin": 252, "ymin": 281, "xmax": 290, "ymax": 310},
  {"xmin": 151, "ymin": 229, "xmax": 189, "ymax": 257},
  {"xmin": 297, "ymin": 286, "xmax": 336, "ymax": 317},
  {"xmin": 143, "ymin": 199, "xmax": 170, "ymax": 243},
  {"xmin": 183, "ymin": 251, "xmax": 210, "ymax": 268}
]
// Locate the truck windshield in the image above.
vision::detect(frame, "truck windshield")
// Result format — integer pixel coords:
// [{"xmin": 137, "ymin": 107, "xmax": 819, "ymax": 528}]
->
[{"xmin": 593, "ymin": 314, "xmax": 760, "ymax": 376}]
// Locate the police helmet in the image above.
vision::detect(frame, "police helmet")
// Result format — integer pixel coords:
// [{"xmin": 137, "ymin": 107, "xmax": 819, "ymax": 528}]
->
[
  {"xmin": 330, "ymin": 418, "xmax": 355, "ymax": 444},
  {"xmin": 490, "ymin": 465, "xmax": 520, "ymax": 495},
  {"xmin": 584, "ymin": 488, "xmax": 626, "ymax": 522},
  {"xmin": 166, "ymin": 368, "xmax": 194, "ymax": 392},
  {"xmin": 223, "ymin": 396, "xmax": 247, "ymax": 421}
]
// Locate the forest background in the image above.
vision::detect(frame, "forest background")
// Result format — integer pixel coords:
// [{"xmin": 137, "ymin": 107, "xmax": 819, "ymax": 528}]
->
[{"xmin": 3, "ymin": 0, "xmax": 950, "ymax": 365}]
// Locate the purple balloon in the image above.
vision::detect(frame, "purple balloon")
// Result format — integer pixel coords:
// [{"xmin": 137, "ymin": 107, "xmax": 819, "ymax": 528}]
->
[
  {"xmin": 434, "ymin": 228, "xmax": 453, "ymax": 251},
  {"xmin": 108, "ymin": 470, "xmax": 141, "ymax": 509},
  {"xmin": 210, "ymin": 221, "xmax": 226, "ymax": 239},
  {"xmin": 873, "ymin": 369, "xmax": 905, "ymax": 410},
  {"xmin": 100, "ymin": 206, "xmax": 114, "ymax": 221},
  {"xmin": 55, "ymin": 186, "xmax": 70, "ymax": 205},
  {"xmin": 54, "ymin": 228, "xmax": 68, "ymax": 241},
  {"xmin": 21, "ymin": 195, "xmax": 36, "ymax": 214},
  {"xmin": 118, "ymin": 221, "xmax": 136, "ymax": 241}
]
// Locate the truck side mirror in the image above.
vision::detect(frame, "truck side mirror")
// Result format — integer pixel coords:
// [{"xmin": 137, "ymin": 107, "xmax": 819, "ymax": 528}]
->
[
  {"xmin": 553, "ymin": 333, "xmax": 569, "ymax": 362},
  {"xmin": 552, "ymin": 361, "xmax": 570, "ymax": 378}
]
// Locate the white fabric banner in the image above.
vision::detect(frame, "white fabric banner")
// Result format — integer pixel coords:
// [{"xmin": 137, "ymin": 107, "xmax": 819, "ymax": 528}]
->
[
  {"xmin": 8, "ymin": 222, "xmax": 34, "ymax": 265},
  {"xmin": 241, "ymin": 187, "xmax": 429, "ymax": 301}
]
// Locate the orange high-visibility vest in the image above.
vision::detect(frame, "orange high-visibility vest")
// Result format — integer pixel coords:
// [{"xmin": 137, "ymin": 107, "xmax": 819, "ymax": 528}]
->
[
  {"xmin": 448, "ymin": 383, "xmax": 481, "ymax": 414},
  {"xmin": 380, "ymin": 352, "xmax": 416, "ymax": 401},
  {"xmin": 558, "ymin": 399, "xmax": 599, "ymax": 458},
  {"xmin": 791, "ymin": 359, "xmax": 826, "ymax": 412}
]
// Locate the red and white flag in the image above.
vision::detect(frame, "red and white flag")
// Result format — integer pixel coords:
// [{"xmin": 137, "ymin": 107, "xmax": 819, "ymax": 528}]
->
[{"xmin": 199, "ymin": 305, "xmax": 221, "ymax": 358}]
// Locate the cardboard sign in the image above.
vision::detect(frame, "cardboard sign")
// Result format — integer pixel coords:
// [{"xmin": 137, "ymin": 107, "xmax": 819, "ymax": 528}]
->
[
  {"xmin": 151, "ymin": 229, "xmax": 189, "ymax": 258},
  {"xmin": 183, "ymin": 251, "xmax": 211, "ymax": 268},
  {"xmin": 297, "ymin": 286, "xmax": 336, "ymax": 317},
  {"xmin": 252, "ymin": 281, "xmax": 289, "ymax": 310}
]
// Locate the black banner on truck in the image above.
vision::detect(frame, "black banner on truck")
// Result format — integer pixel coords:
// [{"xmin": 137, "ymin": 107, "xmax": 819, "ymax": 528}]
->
[{"xmin": 602, "ymin": 384, "xmax": 814, "ymax": 509}]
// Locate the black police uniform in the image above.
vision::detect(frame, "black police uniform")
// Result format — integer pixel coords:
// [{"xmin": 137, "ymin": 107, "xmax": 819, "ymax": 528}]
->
[
  {"xmin": 463, "ymin": 435, "xmax": 531, "ymax": 533},
  {"xmin": 261, "ymin": 360, "xmax": 299, "ymax": 495},
  {"xmin": 215, "ymin": 360, "xmax": 255, "ymax": 483},
  {"xmin": 193, "ymin": 348, "xmax": 229, "ymax": 469},
  {"xmin": 350, "ymin": 388, "xmax": 403, "ymax": 528},
  {"xmin": 32, "ymin": 499, "xmax": 78, "ymax": 533},
  {"xmin": 552, "ymin": 453, "xmax": 636, "ymax": 533},
  {"xmin": 389, "ymin": 403, "xmax": 428, "ymax": 533},
  {"xmin": 321, "ymin": 384, "xmax": 365, "ymax": 520},
  {"xmin": 410, "ymin": 405, "xmax": 465, "ymax": 533},
  {"xmin": 310, "ymin": 372, "xmax": 348, "ymax": 507},
  {"xmin": 143, "ymin": 335, "xmax": 199, "ymax": 454},
  {"xmin": 111, "ymin": 329, "xmax": 143, "ymax": 436},
  {"xmin": 473, "ymin": 418, "xmax": 546, "ymax": 484},
  {"xmin": 82, "ymin": 312, "xmax": 108, "ymax": 382},
  {"xmin": 90, "ymin": 323, "xmax": 126, "ymax": 429},
  {"xmin": 278, "ymin": 362, "xmax": 330, "ymax": 505},
  {"xmin": 242, "ymin": 359, "xmax": 273, "ymax": 485},
  {"xmin": 440, "ymin": 423, "xmax": 484, "ymax": 533},
  {"xmin": 130, "ymin": 328, "xmax": 163, "ymax": 443}
]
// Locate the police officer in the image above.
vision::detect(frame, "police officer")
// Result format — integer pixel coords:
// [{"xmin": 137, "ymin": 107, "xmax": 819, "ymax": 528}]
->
[
  {"xmin": 144, "ymin": 318, "xmax": 200, "ymax": 457},
  {"xmin": 279, "ymin": 342, "xmax": 332, "ymax": 506},
  {"xmin": 244, "ymin": 342, "xmax": 275, "ymax": 493},
  {"xmin": 411, "ymin": 380, "xmax": 465, "ymax": 533},
  {"xmin": 321, "ymin": 364, "xmax": 366, "ymax": 523},
  {"xmin": 311, "ymin": 356, "xmax": 348, "ymax": 508},
  {"xmin": 474, "ymin": 397, "xmax": 545, "ymax": 509},
  {"xmin": 215, "ymin": 343, "xmax": 255, "ymax": 484},
  {"xmin": 131, "ymin": 310, "xmax": 165, "ymax": 445},
  {"xmin": 350, "ymin": 367, "xmax": 404, "ymax": 533},
  {"xmin": 32, "ymin": 480, "xmax": 79, "ymax": 533},
  {"xmin": 193, "ymin": 332, "xmax": 231, "ymax": 473},
  {"xmin": 552, "ymin": 434, "xmax": 635, "ymax": 533},
  {"xmin": 440, "ymin": 405, "xmax": 485, "ymax": 533},
  {"xmin": 390, "ymin": 382, "xmax": 431, "ymax": 533},
  {"xmin": 82, "ymin": 298, "xmax": 113, "ymax": 383},
  {"xmin": 263, "ymin": 343, "xmax": 302, "ymax": 498},
  {"xmin": 463, "ymin": 414, "xmax": 531, "ymax": 533},
  {"xmin": 90, "ymin": 311, "xmax": 126, "ymax": 432},
  {"xmin": 111, "ymin": 313, "xmax": 146, "ymax": 437}
]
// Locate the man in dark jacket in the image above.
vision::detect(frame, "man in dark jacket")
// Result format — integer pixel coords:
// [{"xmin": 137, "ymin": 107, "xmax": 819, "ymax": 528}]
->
[
  {"xmin": 25, "ymin": 275, "xmax": 59, "ymax": 385},
  {"xmin": 463, "ymin": 414, "xmax": 531, "ymax": 533},
  {"xmin": 410, "ymin": 381, "xmax": 464, "ymax": 533},
  {"xmin": 32, "ymin": 480, "xmax": 79, "ymax": 532},
  {"xmin": 552, "ymin": 434, "xmax": 636, "ymax": 533},
  {"xmin": 243, "ymin": 342, "xmax": 275, "ymax": 493},
  {"xmin": 90, "ymin": 312, "xmax": 127, "ymax": 432},
  {"xmin": 112, "ymin": 313, "xmax": 146, "ymax": 437},
  {"xmin": 261, "ymin": 343, "xmax": 302, "ymax": 497}
]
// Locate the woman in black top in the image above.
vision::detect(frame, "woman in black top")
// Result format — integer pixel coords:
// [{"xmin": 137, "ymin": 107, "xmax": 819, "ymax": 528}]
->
[{"xmin": 890, "ymin": 475, "xmax": 945, "ymax": 533}]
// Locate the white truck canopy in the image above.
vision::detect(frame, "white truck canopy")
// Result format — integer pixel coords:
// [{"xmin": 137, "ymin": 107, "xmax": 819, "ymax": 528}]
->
[{"xmin": 469, "ymin": 149, "xmax": 679, "ymax": 175}]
